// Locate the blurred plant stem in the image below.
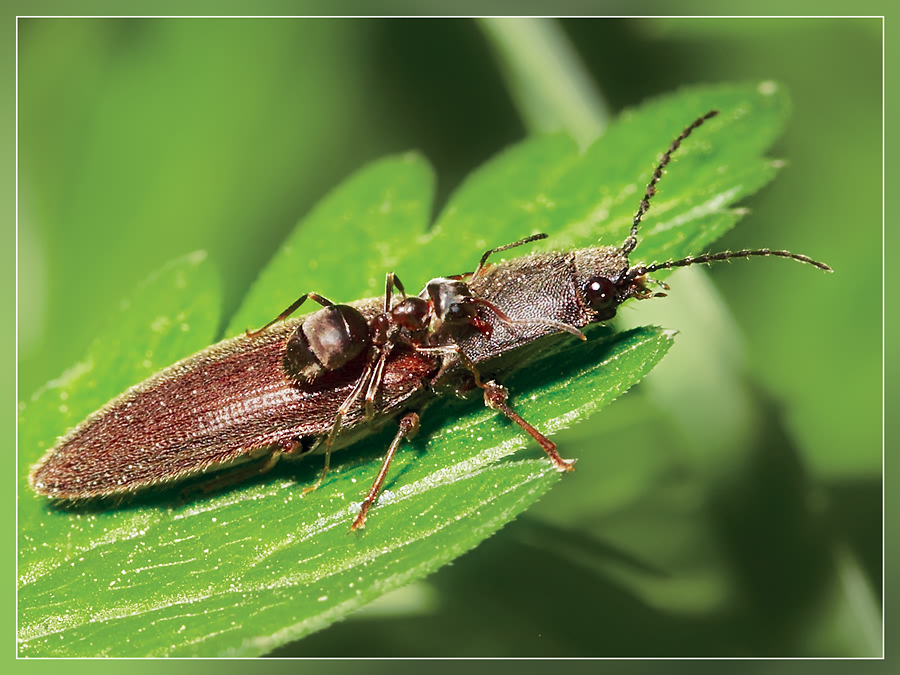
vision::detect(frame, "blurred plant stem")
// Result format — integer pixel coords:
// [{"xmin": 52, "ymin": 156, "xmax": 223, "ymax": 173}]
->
[
  {"xmin": 477, "ymin": 16, "xmax": 880, "ymax": 656},
  {"xmin": 478, "ymin": 18, "xmax": 609, "ymax": 149},
  {"xmin": 827, "ymin": 543, "xmax": 883, "ymax": 655}
]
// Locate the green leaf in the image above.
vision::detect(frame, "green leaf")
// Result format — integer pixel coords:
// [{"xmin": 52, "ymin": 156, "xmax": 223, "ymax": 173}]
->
[
  {"xmin": 19, "ymin": 82, "xmax": 788, "ymax": 656},
  {"xmin": 226, "ymin": 153, "xmax": 436, "ymax": 337}
]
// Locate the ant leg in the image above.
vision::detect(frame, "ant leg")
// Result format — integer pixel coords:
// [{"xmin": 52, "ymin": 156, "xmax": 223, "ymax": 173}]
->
[
  {"xmin": 364, "ymin": 349, "xmax": 390, "ymax": 420},
  {"xmin": 364, "ymin": 270, "xmax": 418, "ymax": 418},
  {"xmin": 351, "ymin": 412, "xmax": 420, "ymax": 530},
  {"xmin": 247, "ymin": 292, "xmax": 334, "ymax": 337},
  {"xmin": 472, "ymin": 233, "xmax": 548, "ymax": 279},
  {"xmin": 355, "ymin": 272, "xmax": 407, "ymax": 420},
  {"xmin": 302, "ymin": 350, "xmax": 378, "ymax": 494},
  {"xmin": 482, "ymin": 381, "xmax": 575, "ymax": 472},
  {"xmin": 381, "ymin": 271, "xmax": 411, "ymax": 315},
  {"xmin": 383, "ymin": 274, "xmax": 394, "ymax": 311},
  {"xmin": 469, "ymin": 297, "xmax": 586, "ymax": 340},
  {"xmin": 385, "ymin": 272, "xmax": 408, "ymax": 301}
]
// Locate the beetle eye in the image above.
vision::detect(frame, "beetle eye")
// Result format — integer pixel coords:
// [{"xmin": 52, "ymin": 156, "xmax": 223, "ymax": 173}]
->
[{"xmin": 584, "ymin": 276, "xmax": 618, "ymax": 311}]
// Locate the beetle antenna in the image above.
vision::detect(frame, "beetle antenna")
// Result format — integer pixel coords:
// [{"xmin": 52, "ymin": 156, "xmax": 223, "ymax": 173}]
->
[
  {"xmin": 622, "ymin": 110, "xmax": 719, "ymax": 255},
  {"xmin": 627, "ymin": 248, "xmax": 833, "ymax": 281}
]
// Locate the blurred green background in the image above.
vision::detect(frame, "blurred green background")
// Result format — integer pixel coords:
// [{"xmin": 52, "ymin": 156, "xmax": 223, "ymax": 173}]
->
[{"xmin": 17, "ymin": 17, "xmax": 882, "ymax": 657}]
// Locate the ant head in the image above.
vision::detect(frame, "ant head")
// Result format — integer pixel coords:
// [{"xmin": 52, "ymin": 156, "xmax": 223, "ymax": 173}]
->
[
  {"xmin": 422, "ymin": 278, "xmax": 475, "ymax": 327},
  {"xmin": 573, "ymin": 110, "xmax": 831, "ymax": 323}
]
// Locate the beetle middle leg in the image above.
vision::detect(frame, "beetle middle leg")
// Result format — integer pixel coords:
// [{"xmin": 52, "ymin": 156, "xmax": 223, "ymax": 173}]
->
[
  {"xmin": 481, "ymin": 380, "xmax": 574, "ymax": 472},
  {"xmin": 419, "ymin": 342, "xmax": 574, "ymax": 472},
  {"xmin": 351, "ymin": 411, "xmax": 420, "ymax": 531}
]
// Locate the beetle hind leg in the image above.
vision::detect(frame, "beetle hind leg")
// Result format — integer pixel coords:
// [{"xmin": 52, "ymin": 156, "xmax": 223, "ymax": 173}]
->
[
  {"xmin": 351, "ymin": 412, "xmax": 420, "ymax": 531},
  {"xmin": 179, "ymin": 450, "xmax": 283, "ymax": 502}
]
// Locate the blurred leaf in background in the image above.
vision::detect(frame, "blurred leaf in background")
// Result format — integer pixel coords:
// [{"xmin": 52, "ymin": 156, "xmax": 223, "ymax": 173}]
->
[{"xmin": 17, "ymin": 17, "xmax": 882, "ymax": 658}]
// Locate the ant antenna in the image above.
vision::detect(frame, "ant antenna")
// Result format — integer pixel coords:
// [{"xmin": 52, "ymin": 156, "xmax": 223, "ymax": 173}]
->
[
  {"xmin": 626, "ymin": 248, "xmax": 832, "ymax": 282},
  {"xmin": 470, "ymin": 297, "xmax": 586, "ymax": 340},
  {"xmin": 622, "ymin": 110, "xmax": 720, "ymax": 255}
]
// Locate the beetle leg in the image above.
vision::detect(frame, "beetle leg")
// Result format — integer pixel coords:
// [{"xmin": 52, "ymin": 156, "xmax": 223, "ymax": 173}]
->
[
  {"xmin": 351, "ymin": 412, "xmax": 420, "ymax": 530},
  {"xmin": 277, "ymin": 437, "xmax": 301, "ymax": 453},
  {"xmin": 417, "ymin": 344, "xmax": 573, "ymax": 471},
  {"xmin": 416, "ymin": 342, "xmax": 486, "ymax": 388},
  {"xmin": 180, "ymin": 450, "xmax": 282, "ymax": 501},
  {"xmin": 482, "ymin": 380, "xmax": 575, "ymax": 472}
]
